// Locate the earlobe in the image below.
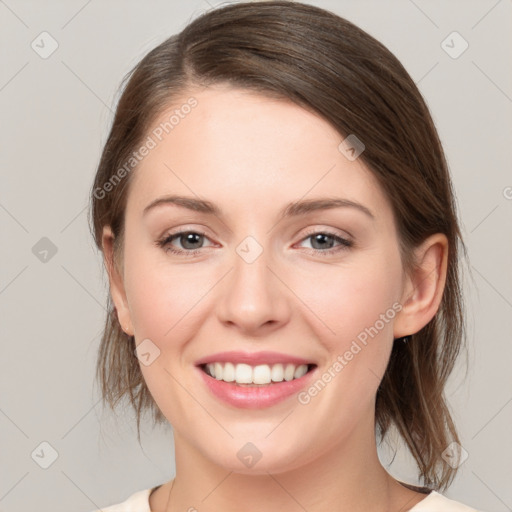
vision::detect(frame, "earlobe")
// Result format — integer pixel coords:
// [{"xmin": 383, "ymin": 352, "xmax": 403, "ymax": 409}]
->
[
  {"xmin": 101, "ymin": 225, "xmax": 134, "ymax": 336},
  {"xmin": 393, "ymin": 233, "xmax": 448, "ymax": 339}
]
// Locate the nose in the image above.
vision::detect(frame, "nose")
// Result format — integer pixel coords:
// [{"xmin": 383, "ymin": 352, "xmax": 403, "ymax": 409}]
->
[{"xmin": 216, "ymin": 242, "xmax": 291, "ymax": 335}]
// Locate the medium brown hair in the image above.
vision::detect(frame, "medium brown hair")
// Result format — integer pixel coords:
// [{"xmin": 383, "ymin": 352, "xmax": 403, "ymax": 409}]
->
[{"xmin": 89, "ymin": 0, "xmax": 467, "ymax": 492}]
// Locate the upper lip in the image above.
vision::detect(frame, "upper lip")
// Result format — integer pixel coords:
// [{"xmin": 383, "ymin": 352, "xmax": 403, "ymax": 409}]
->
[{"xmin": 195, "ymin": 351, "xmax": 315, "ymax": 367}]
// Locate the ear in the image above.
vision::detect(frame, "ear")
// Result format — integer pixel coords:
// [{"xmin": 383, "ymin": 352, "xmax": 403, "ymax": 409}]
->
[
  {"xmin": 101, "ymin": 225, "xmax": 134, "ymax": 336},
  {"xmin": 393, "ymin": 233, "xmax": 448, "ymax": 339}
]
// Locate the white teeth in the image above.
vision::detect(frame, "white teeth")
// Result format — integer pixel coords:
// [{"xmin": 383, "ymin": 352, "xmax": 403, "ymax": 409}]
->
[
  {"xmin": 236, "ymin": 363, "xmax": 253, "ymax": 384},
  {"xmin": 294, "ymin": 364, "xmax": 308, "ymax": 379},
  {"xmin": 222, "ymin": 362, "xmax": 235, "ymax": 382},
  {"xmin": 271, "ymin": 363, "xmax": 284, "ymax": 382},
  {"xmin": 214, "ymin": 362, "xmax": 223, "ymax": 381},
  {"xmin": 284, "ymin": 363, "xmax": 295, "ymax": 381},
  {"xmin": 204, "ymin": 362, "xmax": 311, "ymax": 384}
]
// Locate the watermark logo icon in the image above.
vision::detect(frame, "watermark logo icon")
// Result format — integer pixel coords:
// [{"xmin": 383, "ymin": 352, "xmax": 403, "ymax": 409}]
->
[
  {"xmin": 236, "ymin": 236, "xmax": 263, "ymax": 264},
  {"xmin": 31, "ymin": 441, "xmax": 59, "ymax": 469},
  {"xmin": 441, "ymin": 441, "xmax": 469, "ymax": 468},
  {"xmin": 31, "ymin": 32, "xmax": 59, "ymax": 59},
  {"xmin": 135, "ymin": 338, "xmax": 161, "ymax": 366},
  {"xmin": 237, "ymin": 442, "xmax": 263, "ymax": 468},
  {"xmin": 441, "ymin": 31, "xmax": 468, "ymax": 59},
  {"xmin": 338, "ymin": 134, "xmax": 365, "ymax": 161},
  {"xmin": 32, "ymin": 237, "xmax": 58, "ymax": 263}
]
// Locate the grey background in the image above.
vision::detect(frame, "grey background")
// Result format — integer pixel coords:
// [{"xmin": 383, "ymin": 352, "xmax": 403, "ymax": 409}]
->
[{"xmin": 1, "ymin": 1, "xmax": 511, "ymax": 511}]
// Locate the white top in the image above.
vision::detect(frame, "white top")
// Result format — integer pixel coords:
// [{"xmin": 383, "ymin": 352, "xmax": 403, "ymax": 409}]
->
[{"xmin": 93, "ymin": 487, "xmax": 482, "ymax": 512}]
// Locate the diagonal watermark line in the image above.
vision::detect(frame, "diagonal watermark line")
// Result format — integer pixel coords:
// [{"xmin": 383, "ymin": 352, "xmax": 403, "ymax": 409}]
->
[
  {"xmin": 472, "ymin": 61, "xmax": 512, "ymax": 103},
  {"xmin": 60, "ymin": 264, "xmax": 107, "ymax": 311},
  {"xmin": 471, "ymin": 470, "xmax": 511, "ymax": 509},
  {"xmin": 139, "ymin": 446, "xmax": 168, "ymax": 478},
  {"xmin": 0, "ymin": 408, "xmax": 29, "ymax": 438},
  {"xmin": 60, "ymin": 204, "xmax": 87, "ymax": 233},
  {"xmin": 472, "ymin": 0, "xmax": 503, "ymax": 29},
  {"xmin": 201, "ymin": 471, "xmax": 233, "ymax": 503},
  {"xmin": 266, "ymin": 265, "xmax": 336, "ymax": 335},
  {"xmin": 266, "ymin": 472, "xmax": 308, "ymax": 511},
  {"xmin": 407, "ymin": 0, "xmax": 439, "ymax": 28},
  {"xmin": 265, "ymin": 408, "xmax": 296, "ymax": 438},
  {"xmin": 471, "ymin": 395, "xmax": 512, "ymax": 440},
  {"xmin": 0, "ymin": 265, "xmax": 28, "ymax": 296},
  {"xmin": 416, "ymin": 61, "xmax": 439, "ymax": 85},
  {"xmin": 164, "ymin": 267, "xmax": 234, "ymax": 336},
  {"xmin": 0, "ymin": 61, "xmax": 29, "ymax": 92},
  {"xmin": 61, "ymin": 397, "xmax": 103, "ymax": 440},
  {"xmin": 367, "ymin": 366, "xmax": 384, "ymax": 384},
  {"xmin": 61, "ymin": 60, "xmax": 114, "ymax": 113},
  {"xmin": 0, "ymin": 202, "xmax": 29, "ymax": 233},
  {"xmin": 61, "ymin": 470, "xmax": 101, "ymax": 511},
  {"xmin": 162, "ymin": 365, "xmax": 234, "ymax": 438},
  {"xmin": 0, "ymin": 0, "xmax": 29, "ymax": 28},
  {"xmin": 61, "ymin": 0, "xmax": 92, "ymax": 29},
  {"xmin": 0, "ymin": 472, "xmax": 30, "ymax": 503},
  {"xmin": 470, "ymin": 204, "xmax": 499, "ymax": 233},
  {"xmin": 472, "ymin": 265, "xmax": 512, "ymax": 309}
]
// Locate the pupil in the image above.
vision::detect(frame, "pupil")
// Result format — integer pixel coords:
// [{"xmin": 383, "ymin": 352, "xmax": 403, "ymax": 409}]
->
[
  {"xmin": 179, "ymin": 233, "xmax": 335, "ymax": 251},
  {"xmin": 311, "ymin": 233, "xmax": 333, "ymax": 250},
  {"xmin": 182, "ymin": 232, "xmax": 202, "ymax": 249}
]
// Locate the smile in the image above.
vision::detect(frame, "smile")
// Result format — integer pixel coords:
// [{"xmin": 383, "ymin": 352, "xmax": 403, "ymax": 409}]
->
[
  {"xmin": 200, "ymin": 362, "xmax": 316, "ymax": 385},
  {"xmin": 196, "ymin": 362, "xmax": 318, "ymax": 409}
]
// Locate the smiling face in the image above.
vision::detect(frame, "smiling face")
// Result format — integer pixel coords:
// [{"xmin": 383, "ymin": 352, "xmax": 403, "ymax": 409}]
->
[{"xmin": 104, "ymin": 84, "xmax": 414, "ymax": 473}]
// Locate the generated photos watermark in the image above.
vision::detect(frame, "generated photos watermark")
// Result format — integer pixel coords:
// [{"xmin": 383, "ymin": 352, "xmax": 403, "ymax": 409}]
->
[
  {"xmin": 93, "ymin": 97, "xmax": 198, "ymax": 200},
  {"xmin": 297, "ymin": 301, "xmax": 402, "ymax": 405}
]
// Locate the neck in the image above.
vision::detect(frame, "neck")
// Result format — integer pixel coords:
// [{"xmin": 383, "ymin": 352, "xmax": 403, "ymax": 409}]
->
[{"xmin": 158, "ymin": 415, "xmax": 417, "ymax": 512}]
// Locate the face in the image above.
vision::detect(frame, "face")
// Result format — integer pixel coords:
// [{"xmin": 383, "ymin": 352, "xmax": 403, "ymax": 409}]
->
[{"xmin": 107, "ymin": 85, "xmax": 411, "ymax": 474}]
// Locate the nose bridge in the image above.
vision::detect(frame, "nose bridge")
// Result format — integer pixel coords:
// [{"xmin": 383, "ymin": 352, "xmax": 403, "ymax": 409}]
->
[{"xmin": 217, "ymin": 234, "xmax": 289, "ymax": 331}]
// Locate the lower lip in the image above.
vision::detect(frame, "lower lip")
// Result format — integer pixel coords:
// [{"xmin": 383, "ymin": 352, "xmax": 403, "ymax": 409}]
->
[{"xmin": 196, "ymin": 365, "xmax": 317, "ymax": 409}]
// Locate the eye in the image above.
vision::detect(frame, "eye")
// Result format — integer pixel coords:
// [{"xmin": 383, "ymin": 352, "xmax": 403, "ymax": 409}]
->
[
  {"xmin": 155, "ymin": 228, "xmax": 353, "ymax": 257},
  {"xmin": 156, "ymin": 230, "xmax": 215, "ymax": 256},
  {"xmin": 297, "ymin": 229, "xmax": 353, "ymax": 255}
]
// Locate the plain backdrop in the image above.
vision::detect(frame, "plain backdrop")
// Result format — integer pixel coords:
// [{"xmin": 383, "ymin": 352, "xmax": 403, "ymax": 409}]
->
[{"xmin": 1, "ymin": 1, "xmax": 511, "ymax": 511}]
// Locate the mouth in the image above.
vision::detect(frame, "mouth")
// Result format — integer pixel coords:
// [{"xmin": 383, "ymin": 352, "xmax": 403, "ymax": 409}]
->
[
  {"xmin": 198, "ymin": 362, "xmax": 318, "ymax": 386},
  {"xmin": 196, "ymin": 357, "xmax": 319, "ymax": 409}
]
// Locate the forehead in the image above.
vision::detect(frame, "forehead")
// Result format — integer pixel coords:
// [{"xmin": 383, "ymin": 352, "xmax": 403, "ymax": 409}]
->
[{"xmin": 126, "ymin": 85, "xmax": 392, "ymax": 225}]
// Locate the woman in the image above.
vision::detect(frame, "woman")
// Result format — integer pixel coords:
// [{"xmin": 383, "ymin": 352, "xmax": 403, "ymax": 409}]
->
[{"xmin": 89, "ymin": 1, "xmax": 479, "ymax": 510}]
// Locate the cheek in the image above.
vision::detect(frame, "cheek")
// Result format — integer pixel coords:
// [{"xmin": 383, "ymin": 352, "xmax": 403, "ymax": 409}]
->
[
  {"xmin": 291, "ymin": 251, "xmax": 403, "ymax": 378},
  {"xmin": 122, "ymin": 238, "xmax": 224, "ymax": 373},
  {"xmin": 302, "ymin": 259, "xmax": 399, "ymax": 332},
  {"xmin": 126, "ymin": 260, "xmax": 210, "ymax": 340},
  {"xmin": 287, "ymin": 257, "xmax": 403, "ymax": 428},
  {"xmin": 122, "ymin": 248, "xmax": 214, "ymax": 412}
]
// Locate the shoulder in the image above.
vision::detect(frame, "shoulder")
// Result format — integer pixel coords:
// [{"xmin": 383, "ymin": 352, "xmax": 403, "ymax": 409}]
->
[
  {"xmin": 411, "ymin": 490, "xmax": 483, "ymax": 512},
  {"xmin": 89, "ymin": 487, "xmax": 153, "ymax": 512}
]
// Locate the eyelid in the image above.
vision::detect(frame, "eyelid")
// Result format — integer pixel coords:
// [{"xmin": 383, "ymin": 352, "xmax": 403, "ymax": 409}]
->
[
  {"xmin": 157, "ymin": 225, "xmax": 354, "ymax": 256},
  {"xmin": 159, "ymin": 227, "xmax": 216, "ymax": 247},
  {"xmin": 294, "ymin": 227, "xmax": 353, "ymax": 253},
  {"xmin": 298, "ymin": 225, "xmax": 353, "ymax": 241},
  {"xmin": 158, "ymin": 224, "xmax": 215, "ymax": 241}
]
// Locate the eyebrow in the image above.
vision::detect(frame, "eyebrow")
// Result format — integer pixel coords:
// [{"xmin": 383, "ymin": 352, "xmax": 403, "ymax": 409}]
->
[{"xmin": 143, "ymin": 194, "xmax": 375, "ymax": 220}]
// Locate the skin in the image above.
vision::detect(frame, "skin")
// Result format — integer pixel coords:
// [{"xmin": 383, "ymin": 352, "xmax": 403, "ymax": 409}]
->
[{"xmin": 102, "ymin": 84, "xmax": 448, "ymax": 512}]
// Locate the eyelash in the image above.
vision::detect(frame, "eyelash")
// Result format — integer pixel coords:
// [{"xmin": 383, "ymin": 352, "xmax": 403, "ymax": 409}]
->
[{"xmin": 155, "ymin": 228, "xmax": 353, "ymax": 257}]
